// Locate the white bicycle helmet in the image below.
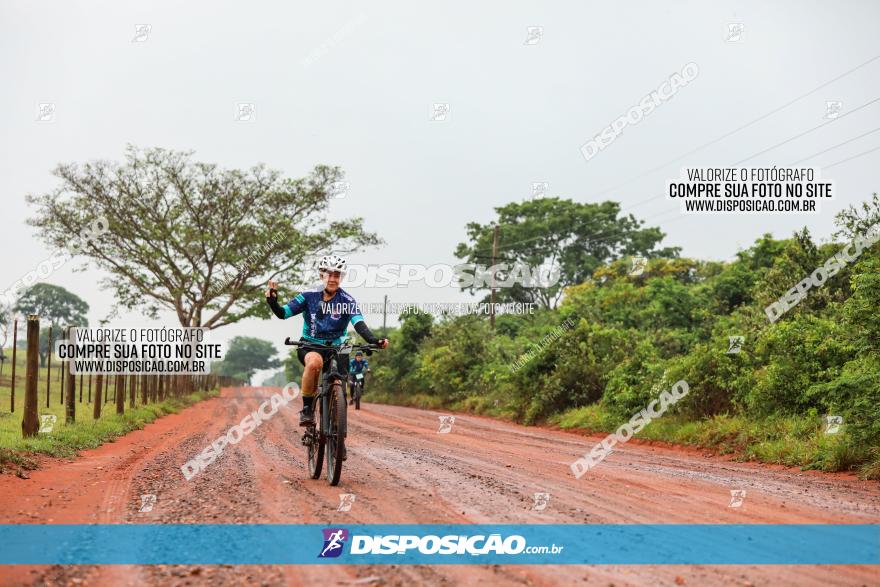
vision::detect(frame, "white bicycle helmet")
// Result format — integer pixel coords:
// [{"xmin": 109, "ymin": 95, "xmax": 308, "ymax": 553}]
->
[{"xmin": 317, "ymin": 254, "xmax": 347, "ymax": 274}]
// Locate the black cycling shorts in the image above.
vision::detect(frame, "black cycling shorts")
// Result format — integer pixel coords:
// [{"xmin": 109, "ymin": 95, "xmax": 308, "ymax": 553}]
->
[{"xmin": 297, "ymin": 340, "xmax": 348, "ymax": 375}]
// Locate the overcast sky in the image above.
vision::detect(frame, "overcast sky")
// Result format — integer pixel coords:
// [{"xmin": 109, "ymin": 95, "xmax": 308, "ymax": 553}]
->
[{"xmin": 2, "ymin": 1, "xmax": 879, "ymax": 381}]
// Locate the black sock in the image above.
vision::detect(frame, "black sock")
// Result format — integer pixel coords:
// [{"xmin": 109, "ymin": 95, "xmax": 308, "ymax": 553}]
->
[{"xmin": 302, "ymin": 396, "xmax": 312, "ymax": 410}]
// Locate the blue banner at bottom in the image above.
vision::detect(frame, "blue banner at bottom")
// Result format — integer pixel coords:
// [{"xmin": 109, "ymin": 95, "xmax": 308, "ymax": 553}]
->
[{"xmin": 0, "ymin": 524, "xmax": 877, "ymax": 565}]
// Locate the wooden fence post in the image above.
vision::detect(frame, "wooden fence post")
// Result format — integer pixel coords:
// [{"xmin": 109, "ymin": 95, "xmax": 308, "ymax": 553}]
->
[
  {"xmin": 93, "ymin": 374, "xmax": 103, "ymax": 420},
  {"xmin": 65, "ymin": 327, "xmax": 75, "ymax": 425},
  {"xmin": 45, "ymin": 325, "xmax": 53, "ymax": 408},
  {"xmin": 115, "ymin": 374, "xmax": 125, "ymax": 415},
  {"xmin": 21, "ymin": 315, "xmax": 40, "ymax": 437},
  {"xmin": 10, "ymin": 318, "xmax": 17, "ymax": 413},
  {"xmin": 59, "ymin": 353, "xmax": 65, "ymax": 405}
]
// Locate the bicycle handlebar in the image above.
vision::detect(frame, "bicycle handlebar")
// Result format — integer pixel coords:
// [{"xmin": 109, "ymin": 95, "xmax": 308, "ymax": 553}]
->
[{"xmin": 284, "ymin": 337, "xmax": 383, "ymax": 353}]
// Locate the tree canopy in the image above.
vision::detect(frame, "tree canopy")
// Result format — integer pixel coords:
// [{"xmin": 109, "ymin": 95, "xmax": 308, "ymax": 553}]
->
[
  {"xmin": 27, "ymin": 146, "xmax": 381, "ymax": 328},
  {"xmin": 216, "ymin": 336, "xmax": 280, "ymax": 384},
  {"xmin": 11, "ymin": 283, "xmax": 89, "ymax": 329},
  {"xmin": 454, "ymin": 197, "xmax": 680, "ymax": 307}
]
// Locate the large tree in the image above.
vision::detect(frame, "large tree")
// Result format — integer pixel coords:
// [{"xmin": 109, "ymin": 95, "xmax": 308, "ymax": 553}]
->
[
  {"xmin": 12, "ymin": 283, "xmax": 89, "ymax": 329},
  {"xmin": 27, "ymin": 146, "xmax": 380, "ymax": 329},
  {"xmin": 216, "ymin": 336, "xmax": 280, "ymax": 384},
  {"xmin": 13, "ymin": 284, "xmax": 89, "ymax": 366},
  {"xmin": 454, "ymin": 197, "xmax": 680, "ymax": 307}
]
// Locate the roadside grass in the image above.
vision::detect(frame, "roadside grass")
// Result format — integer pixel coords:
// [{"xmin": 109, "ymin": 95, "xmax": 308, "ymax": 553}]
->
[
  {"xmin": 551, "ymin": 405, "xmax": 880, "ymax": 480},
  {"xmin": 0, "ymin": 347, "xmax": 218, "ymax": 474}
]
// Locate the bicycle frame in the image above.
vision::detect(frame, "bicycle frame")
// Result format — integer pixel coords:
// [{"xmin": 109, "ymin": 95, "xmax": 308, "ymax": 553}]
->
[{"xmin": 284, "ymin": 337, "xmax": 380, "ymax": 454}]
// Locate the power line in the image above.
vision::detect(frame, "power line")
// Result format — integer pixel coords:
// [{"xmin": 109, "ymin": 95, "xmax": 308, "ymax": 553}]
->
[
  {"xmin": 791, "ymin": 126, "xmax": 880, "ymax": 165},
  {"xmin": 824, "ymin": 144, "xmax": 880, "ymax": 169},
  {"xmin": 732, "ymin": 96, "xmax": 880, "ymax": 165},
  {"xmin": 473, "ymin": 143, "xmax": 879, "ymax": 266},
  {"xmin": 613, "ymin": 98, "xmax": 880, "ymax": 217},
  {"xmin": 584, "ymin": 53, "xmax": 880, "ymax": 199},
  {"xmin": 469, "ymin": 108, "xmax": 880, "ymax": 258}
]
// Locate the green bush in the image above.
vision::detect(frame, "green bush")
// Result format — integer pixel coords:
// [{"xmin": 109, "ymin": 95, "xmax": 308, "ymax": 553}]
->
[
  {"xmin": 367, "ymin": 203, "xmax": 880, "ymax": 476},
  {"xmin": 746, "ymin": 315, "xmax": 855, "ymax": 415},
  {"xmin": 807, "ymin": 355, "xmax": 880, "ymax": 452}
]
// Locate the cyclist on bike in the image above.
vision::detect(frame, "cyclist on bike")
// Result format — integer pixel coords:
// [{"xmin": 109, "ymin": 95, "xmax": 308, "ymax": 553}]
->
[
  {"xmin": 348, "ymin": 350, "xmax": 370, "ymax": 405},
  {"xmin": 265, "ymin": 254, "xmax": 388, "ymax": 426}
]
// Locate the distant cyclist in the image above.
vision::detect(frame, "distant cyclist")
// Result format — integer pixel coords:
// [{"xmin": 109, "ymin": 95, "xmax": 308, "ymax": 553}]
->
[
  {"xmin": 348, "ymin": 350, "xmax": 370, "ymax": 405},
  {"xmin": 265, "ymin": 254, "xmax": 388, "ymax": 426}
]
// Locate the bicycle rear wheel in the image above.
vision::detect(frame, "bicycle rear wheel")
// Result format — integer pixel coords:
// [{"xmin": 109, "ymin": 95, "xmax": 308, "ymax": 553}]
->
[{"xmin": 325, "ymin": 383, "xmax": 346, "ymax": 485}]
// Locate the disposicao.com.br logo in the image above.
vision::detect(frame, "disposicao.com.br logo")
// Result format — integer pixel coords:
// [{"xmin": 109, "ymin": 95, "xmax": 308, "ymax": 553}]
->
[
  {"xmin": 319, "ymin": 528, "xmax": 563, "ymax": 558},
  {"xmin": 319, "ymin": 528, "xmax": 349, "ymax": 558}
]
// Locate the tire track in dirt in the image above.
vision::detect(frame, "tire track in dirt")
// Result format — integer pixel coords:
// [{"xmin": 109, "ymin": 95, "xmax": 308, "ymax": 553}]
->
[{"xmin": 1, "ymin": 388, "xmax": 878, "ymax": 587}]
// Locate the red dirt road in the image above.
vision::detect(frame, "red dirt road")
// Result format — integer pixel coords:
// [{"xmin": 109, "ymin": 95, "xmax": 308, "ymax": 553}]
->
[{"xmin": 1, "ymin": 386, "xmax": 878, "ymax": 586}]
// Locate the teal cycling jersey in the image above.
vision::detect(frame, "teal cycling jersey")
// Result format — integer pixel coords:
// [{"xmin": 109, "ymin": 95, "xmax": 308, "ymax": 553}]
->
[
  {"xmin": 282, "ymin": 285, "xmax": 365, "ymax": 344},
  {"xmin": 349, "ymin": 358, "xmax": 369, "ymax": 374}
]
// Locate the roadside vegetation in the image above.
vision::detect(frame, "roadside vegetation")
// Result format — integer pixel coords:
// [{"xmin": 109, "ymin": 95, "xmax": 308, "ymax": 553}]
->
[
  {"xmin": 369, "ymin": 195, "xmax": 880, "ymax": 479},
  {"xmin": 0, "ymin": 348, "xmax": 219, "ymax": 476},
  {"xmin": 0, "ymin": 145, "xmax": 376, "ymax": 475}
]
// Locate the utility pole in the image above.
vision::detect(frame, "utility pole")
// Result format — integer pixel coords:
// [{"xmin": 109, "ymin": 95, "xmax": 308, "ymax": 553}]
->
[
  {"xmin": 382, "ymin": 294, "xmax": 388, "ymax": 336},
  {"xmin": 489, "ymin": 224, "xmax": 500, "ymax": 330}
]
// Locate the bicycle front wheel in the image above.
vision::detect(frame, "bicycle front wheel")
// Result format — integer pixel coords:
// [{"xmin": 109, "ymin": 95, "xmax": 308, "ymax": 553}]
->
[
  {"xmin": 325, "ymin": 382, "xmax": 346, "ymax": 485},
  {"xmin": 307, "ymin": 397, "xmax": 324, "ymax": 479}
]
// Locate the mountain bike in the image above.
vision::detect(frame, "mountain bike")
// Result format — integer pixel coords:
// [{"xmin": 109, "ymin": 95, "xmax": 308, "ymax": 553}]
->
[
  {"xmin": 350, "ymin": 372, "xmax": 366, "ymax": 410},
  {"xmin": 284, "ymin": 337, "xmax": 381, "ymax": 485}
]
